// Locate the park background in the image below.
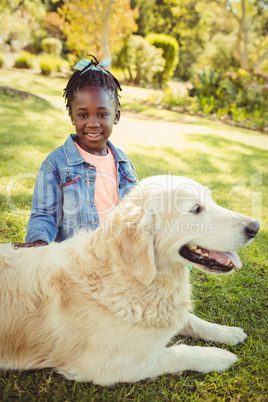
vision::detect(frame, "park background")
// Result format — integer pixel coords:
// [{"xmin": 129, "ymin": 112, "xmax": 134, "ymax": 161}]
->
[
  {"xmin": 0, "ymin": 0, "xmax": 267, "ymax": 401},
  {"xmin": 0, "ymin": 0, "xmax": 268, "ymax": 131}
]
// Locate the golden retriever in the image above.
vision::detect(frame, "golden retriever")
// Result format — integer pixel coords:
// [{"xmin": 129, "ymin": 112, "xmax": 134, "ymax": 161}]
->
[{"xmin": 0, "ymin": 175, "xmax": 260, "ymax": 385}]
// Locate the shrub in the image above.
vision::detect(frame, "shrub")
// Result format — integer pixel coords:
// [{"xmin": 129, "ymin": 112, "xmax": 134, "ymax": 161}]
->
[
  {"xmin": 146, "ymin": 34, "xmax": 179, "ymax": 86},
  {"xmin": 156, "ymin": 68, "xmax": 267, "ymax": 130},
  {"xmin": 13, "ymin": 52, "xmax": 33, "ymax": 69},
  {"xmin": 161, "ymin": 88, "xmax": 191, "ymax": 109},
  {"xmin": 113, "ymin": 35, "xmax": 165, "ymax": 85},
  {"xmin": 41, "ymin": 38, "xmax": 62, "ymax": 57},
  {"xmin": 0, "ymin": 54, "xmax": 3, "ymax": 68},
  {"xmin": 188, "ymin": 67, "xmax": 222, "ymax": 98},
  {"xmin": 188, "ymin": 68, "xmax": 268, "ymax": 129},
  {"xmin": 39, "ymin": 54, "xmax": 68, "ymax": 75}
]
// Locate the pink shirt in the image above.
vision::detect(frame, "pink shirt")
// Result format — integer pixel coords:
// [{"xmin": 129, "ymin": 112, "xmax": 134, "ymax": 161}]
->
[{"xmin": 75, "ymin": 142, "xmax": 119, "ymax": 223}]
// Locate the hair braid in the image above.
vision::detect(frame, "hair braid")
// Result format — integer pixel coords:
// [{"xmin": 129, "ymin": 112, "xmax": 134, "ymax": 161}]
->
[{"xmin": 63, "ymin": 55, "xmax": 122, "ymax": 113}]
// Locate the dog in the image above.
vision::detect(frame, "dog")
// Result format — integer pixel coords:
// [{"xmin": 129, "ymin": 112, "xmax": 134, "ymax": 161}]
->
[{"xmin": 0, "ymin": 175, "xmax": 260, "ymax": 385}]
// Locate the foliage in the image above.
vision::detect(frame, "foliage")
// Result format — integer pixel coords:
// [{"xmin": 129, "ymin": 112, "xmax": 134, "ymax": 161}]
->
[
  {"xmin": 197, "ymin": 0, "xmax": 268, "ymax": 72},
  {"xmin": 176, "ymin": 68, "xmax": 268, "ymax": 130},
  {"xmin": 197, "ymin": 32, "xmax": 240, "ymax": 71},
  {"xmin": 38, "ymin": 54, "xmax": 69, "ymax": 75},
  {"xmin": 0, "ymin": 70, "xmax": 267, "ymax": 401},
  {"xmin": 13, "ymin": 51, "xmax": 34, "ymax": 69},
  {"xmin": 113, "ymin": 35, "xmax": 165, "ymax": 85},
  {"xmin": 132, "ymin": 0, "xmax": 202, "ymax": 81},
  {"xmin": 146, "ymin": 33, "xmax": 179, "ymax": 86},
  {"xmin": 0, "ymin": 0, "xmax": 46, "ymax": 52},
  {"xmin": 41, "ymin": 37, "xmax": 62, "ymax": 56},
  {"xmin": 160, "ymin": 87, "xmax": 192, "ymax": 108},
  {"xmin": 43, "ymin": 11, "xmax": 66, "ymax": 41},
  {"xmin": 131, "ymin": 0, "xmax": 268, "ymax": 79},
  {"xmin": 0, "ymin": 53, "xmax": 3, "ymax": 68},
  {"xmin": 58, "ymin": 0, "xmax": 137, "ymax": 60}
]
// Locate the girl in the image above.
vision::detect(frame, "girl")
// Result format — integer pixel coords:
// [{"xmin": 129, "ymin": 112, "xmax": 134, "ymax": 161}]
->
[{"xmin": 14, "ymin": 56, "xmax": 138, "ymax": 248}]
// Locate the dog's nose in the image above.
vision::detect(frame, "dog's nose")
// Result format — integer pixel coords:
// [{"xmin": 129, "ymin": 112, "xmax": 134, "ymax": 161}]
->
[{"xmin": 245, "ymin": 220, "xmax": 260, "ymax": 239}]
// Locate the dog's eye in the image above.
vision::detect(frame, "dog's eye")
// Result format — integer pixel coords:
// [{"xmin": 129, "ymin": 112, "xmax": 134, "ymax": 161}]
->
[{"xmin": 190, "ymin": 205, "xmax": 203, "ymax": 214}]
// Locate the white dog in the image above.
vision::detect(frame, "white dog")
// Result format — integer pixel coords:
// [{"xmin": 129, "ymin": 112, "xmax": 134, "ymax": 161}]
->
[{"xmin": 0, "ymin": 176, "xmax": 260, "ymax": 385}]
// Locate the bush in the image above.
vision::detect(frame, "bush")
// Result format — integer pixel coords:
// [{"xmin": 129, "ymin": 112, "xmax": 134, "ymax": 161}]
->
[
  {"xmin": 113, "ymin": 35, "xmax": 165, "ymax": 85},
  {"xmin": 41, "ymin": 38, "xmax": 62, "ymax": 57},
  {"xmin": 190, "ymin": 68, "xmax": 268, "ymax": 129},
  {"xmin": 39, "ymin": 54, "xmax": 68, "ymax": 75},
  {"xmin": 161, "ymin": 88, "xmax": 191, "ymax": 109},
  {"xmin": 190, "ymin": 68, "xmax": 268, "ymax": 115},
  {"xmin": 13, "ymin": 52, "xmax": 33, "ymax": 69},
  {"xmin": 0, "ymin": 54, "xmax": 3, "ymax": 68},
  {"xmin": 146, "ymin": 34, "xmax": 179, "ymax": 86},
  {"xmin": 156, "ymin": 68, "xmax": 268, "ymax": 131},
  {"xmin": 188, "ymin": 67, "xmax": 222, "ymax": 99}
]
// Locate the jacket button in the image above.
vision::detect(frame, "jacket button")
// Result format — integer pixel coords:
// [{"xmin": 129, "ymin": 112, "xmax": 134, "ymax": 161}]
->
[
  {"xmin": 119, "ymin": 183, "xmax": 122, "ymax": 188},
  {"xmin": 66, "ymin": 176, "xmax": 71, "ymax": 182}
]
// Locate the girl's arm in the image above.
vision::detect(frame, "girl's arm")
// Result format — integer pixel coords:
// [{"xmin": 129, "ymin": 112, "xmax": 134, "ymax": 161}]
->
[
  {"xmin": 24, "ymin": 161, "xmax": 63, "ymax": 245},
  {"xmin": 13, "ymin": 240, "xmax": 48, "ymax": 249}
]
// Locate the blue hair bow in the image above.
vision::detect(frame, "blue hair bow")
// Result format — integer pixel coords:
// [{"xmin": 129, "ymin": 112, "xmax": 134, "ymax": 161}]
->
[{"xmin": 74, "ymin": 58, "xmax": 111, "ymax": 75}]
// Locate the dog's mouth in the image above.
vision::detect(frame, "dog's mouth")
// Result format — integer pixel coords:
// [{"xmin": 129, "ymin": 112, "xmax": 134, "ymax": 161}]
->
[{"xmin": 179, "ymin": 244, "xmax": 242, "ymax": 273}]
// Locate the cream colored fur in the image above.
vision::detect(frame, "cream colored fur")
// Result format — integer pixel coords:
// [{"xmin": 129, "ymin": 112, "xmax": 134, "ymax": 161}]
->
[{"xmin": 0, "ymin": 175, "xmax": 256, "ymax": 385}]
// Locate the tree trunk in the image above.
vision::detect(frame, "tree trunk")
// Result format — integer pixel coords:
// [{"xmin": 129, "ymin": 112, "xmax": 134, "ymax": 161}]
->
[
  {"xmin": 235, "ymin": 0, "xmax": 249, "ymax": 69},
  {"xmin": 241, "ymin": 0, "xmax": 249, "ymax": 69},
  {"xmin": 101, "ymin": 25, "xmax": 111, "ymax": 59},
  {"xmin": 95, "ymin": 0, "xmax": 114, "ymax": 59}
]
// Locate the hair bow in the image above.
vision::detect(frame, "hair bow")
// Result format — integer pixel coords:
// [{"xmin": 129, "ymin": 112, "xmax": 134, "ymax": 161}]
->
[{"xmin": 74, "ymin": 58, "xmax": 111, "ymax": 75}]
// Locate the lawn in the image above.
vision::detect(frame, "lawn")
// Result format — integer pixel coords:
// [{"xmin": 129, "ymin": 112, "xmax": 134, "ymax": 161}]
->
[{"xmin": 0, "ymin": 70, "xmax": 267, "ymax": 401}]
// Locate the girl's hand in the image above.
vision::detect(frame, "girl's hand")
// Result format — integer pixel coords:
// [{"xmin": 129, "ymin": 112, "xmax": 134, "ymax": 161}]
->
[{"xmin": 13, "ymin": 240, "xmax": 48, "ymax": 249}]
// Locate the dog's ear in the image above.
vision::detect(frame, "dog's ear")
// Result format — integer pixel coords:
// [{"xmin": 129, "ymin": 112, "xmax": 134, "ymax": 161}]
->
[
  {"xmin": 109, "ymin": 198, "xmax": 159, "ymax": 285},
  {"xmin": 125, "ymin": 214, "xmax": 156, "ymax": 285}
]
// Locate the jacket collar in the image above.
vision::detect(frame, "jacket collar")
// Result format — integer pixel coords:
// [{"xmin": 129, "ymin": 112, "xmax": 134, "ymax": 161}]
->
[{"xmin": 63, "ymin": 134, "xmax": 128, "ymax": 166}]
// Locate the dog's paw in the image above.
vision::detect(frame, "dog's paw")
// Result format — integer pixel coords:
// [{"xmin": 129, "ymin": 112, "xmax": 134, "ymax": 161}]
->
[
  {"xmin": 219, "ymin": 326, "xmax": 247, "ymax": 346},
  {"xmin": 195, "ymin": 347, "xmax": 238, "ymax": 373}
]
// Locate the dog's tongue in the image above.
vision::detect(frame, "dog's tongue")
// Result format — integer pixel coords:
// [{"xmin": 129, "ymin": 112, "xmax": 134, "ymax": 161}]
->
[{"xmin": 209, "ymin": 250, "xmax": 242, "ymax": 268}]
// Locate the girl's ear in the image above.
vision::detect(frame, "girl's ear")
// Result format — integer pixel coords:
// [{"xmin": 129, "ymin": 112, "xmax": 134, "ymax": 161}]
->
[
  {"xmin": 114, "ymin": 109, "xmax": 121, "ymax": 125},
  {"xmin": 69, "ymin": 113, "xmax": 75, "ymax": 125}
]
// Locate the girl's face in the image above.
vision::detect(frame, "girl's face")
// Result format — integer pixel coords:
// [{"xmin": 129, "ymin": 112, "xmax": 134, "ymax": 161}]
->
[{"xmin": 70, "ymin": 86, "xmax": 120, "ymax": 156}]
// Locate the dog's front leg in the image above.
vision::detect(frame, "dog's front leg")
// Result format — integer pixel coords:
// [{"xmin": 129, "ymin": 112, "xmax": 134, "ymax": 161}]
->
[
  {"xmin": 136, "ymin": 344, "xmax": 238, "ymax": 380},
  {"xmin": 179, "ymin": 313, "xmax": 247, "ymax": 345}
]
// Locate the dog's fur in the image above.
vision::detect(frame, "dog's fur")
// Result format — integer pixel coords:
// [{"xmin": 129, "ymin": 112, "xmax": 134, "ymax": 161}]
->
[{"xmin": 0, "ymin": 176, "xmax": 259, "ymax": 385}]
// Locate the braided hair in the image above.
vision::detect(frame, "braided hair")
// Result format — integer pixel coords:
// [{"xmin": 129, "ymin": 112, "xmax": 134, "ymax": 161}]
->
[{"xmin": 63, "ymin": 55, "xmax": 122, "ymax": 113}]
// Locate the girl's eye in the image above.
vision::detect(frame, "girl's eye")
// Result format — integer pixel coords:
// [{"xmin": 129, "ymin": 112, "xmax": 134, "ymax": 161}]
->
[
  {"xmin": 98, "ymin": 113, "xmax": 108, "ymax": 117},
  {"xmin": 190, "ymin": 205, "xmax": 203, "ymax": 214},
  {"xmin": 78, "ymin": 113, "xmax": 88, "ymax": 118}
]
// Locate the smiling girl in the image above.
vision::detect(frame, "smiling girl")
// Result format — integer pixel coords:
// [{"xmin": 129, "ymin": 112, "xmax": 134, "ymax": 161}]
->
[{"xmin": 14, "ymin": 55, "xmax": 138, "ymax": 248}]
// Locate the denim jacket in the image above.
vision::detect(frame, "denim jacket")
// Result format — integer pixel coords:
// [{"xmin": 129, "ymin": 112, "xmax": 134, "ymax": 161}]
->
[{"xmin": 26, "ymin": 134, "xmax": 138, "ymax": 243}]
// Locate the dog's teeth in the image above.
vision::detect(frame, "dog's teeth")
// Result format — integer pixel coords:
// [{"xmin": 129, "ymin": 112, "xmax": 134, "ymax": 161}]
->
[
  {"xmin": 203, "ymin": 253, "xmax": 209, "ymax": 257},
  {"xmin": 224, "ymin": 259, "xmax": 231, "ymax": 266},
  {"xmin": 189, "ymin": 245, "xmax": 197, "ymax": 250}
]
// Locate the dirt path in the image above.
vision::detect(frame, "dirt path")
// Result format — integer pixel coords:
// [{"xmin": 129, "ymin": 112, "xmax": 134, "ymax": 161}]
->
[
  {"xmin": 114, "ymin": 110, "xmax": 268, "ymax": 154},
  {"xmin": 118, "ymin": 83, "xmax": 268, "ymax": 152}
]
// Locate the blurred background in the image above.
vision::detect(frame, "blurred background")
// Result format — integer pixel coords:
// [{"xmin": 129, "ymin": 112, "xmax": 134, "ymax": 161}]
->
[{"xmin": 0, "ymin": 0, "xmax": 267, "ymax": 131}]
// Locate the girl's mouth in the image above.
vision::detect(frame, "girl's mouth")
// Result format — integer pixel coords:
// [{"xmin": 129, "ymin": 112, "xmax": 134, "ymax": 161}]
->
[{"xmin": 86, "ymin": 133, "xmax": 102, "ymax": 139}]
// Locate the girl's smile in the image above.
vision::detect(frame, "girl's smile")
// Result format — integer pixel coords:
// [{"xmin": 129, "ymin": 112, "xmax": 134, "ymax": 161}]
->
[{"xmin": 70, "ymin": 86, "xmax": 120, "ymax": 156}]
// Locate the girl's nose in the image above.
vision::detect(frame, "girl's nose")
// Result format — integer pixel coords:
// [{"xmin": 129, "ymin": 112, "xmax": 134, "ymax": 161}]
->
[{"xmin": 86, "ymin": 117, "xmax": 100, "ymax": 127}]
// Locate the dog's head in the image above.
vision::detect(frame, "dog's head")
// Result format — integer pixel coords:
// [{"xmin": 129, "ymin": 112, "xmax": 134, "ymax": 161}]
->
[{"xmin": 105, "ymin": 176, "xmax": 260, "ymax": 284}]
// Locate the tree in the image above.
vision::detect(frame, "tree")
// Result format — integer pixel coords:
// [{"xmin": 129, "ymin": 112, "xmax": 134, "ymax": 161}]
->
[
  {"xmin": 0, "ymin": 0, "xmax": 46, "ymax": 51},
  {"xmin": 131, "ymin": 0, "xmax": 203, "ymax": 80},
  {"xmin": 59, "ymin": 0, "xmax": 137, "ymax": 60},
  {"xmin": 202, "ymin": 0, "xmax": 268, "ymax": 71},
  {"xmin": 113, "ymin": 35, "xmax": 165, "ymax": 84}
]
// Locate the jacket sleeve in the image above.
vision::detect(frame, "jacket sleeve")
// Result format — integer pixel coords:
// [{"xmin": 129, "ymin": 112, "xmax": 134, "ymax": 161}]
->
[{"xmin": 25, "ymin": 160, "xmax": 63, "ymax": 243}]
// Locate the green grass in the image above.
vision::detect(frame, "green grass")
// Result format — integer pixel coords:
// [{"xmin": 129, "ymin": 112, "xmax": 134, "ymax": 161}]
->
[{"xmin": 0, "ymin": 70, "xmax": 267, "ymax": 401}]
